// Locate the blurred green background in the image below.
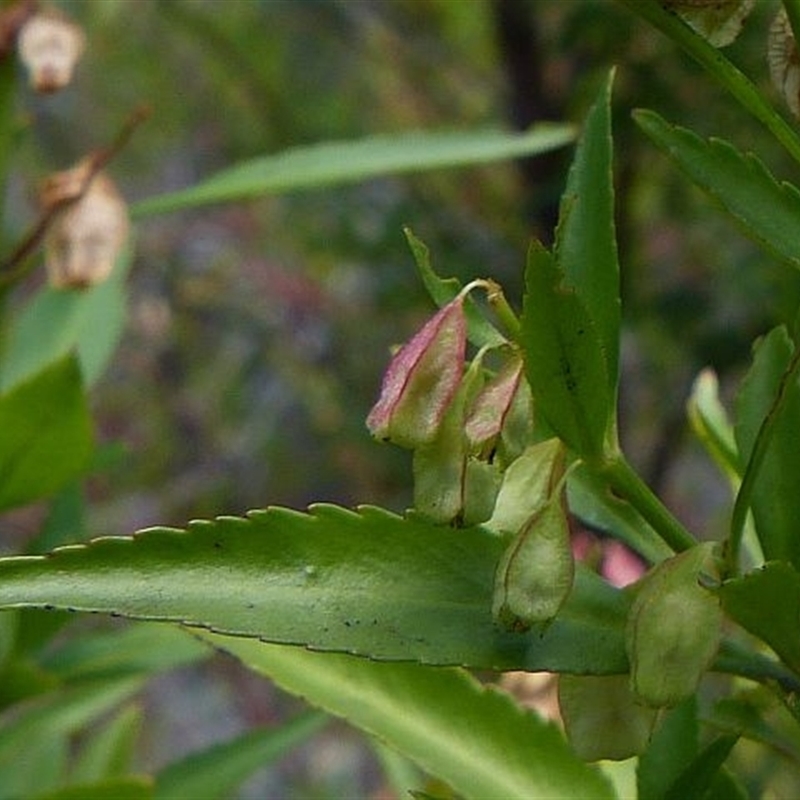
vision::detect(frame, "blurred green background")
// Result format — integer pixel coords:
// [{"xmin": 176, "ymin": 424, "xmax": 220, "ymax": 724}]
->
[{"xmin": 5, "ymin": 0, "xmax": 800, "ymax": 795}]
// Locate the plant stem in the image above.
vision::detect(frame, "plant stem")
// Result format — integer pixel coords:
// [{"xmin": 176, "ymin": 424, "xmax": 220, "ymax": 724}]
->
[
  {"xmin": 618, "ymin": 0, "xmax": 800, "ymax": 166},
  {"xmin": 485, "ymin": 278, "xmax": 521, "ymax": 342},
  {"xmin": 714, "ymin": 639, "xmax": 800, "ymax": 695},
  {"xmin": 601, "ymin": 453, "xmax": 695, "ymax": 554}
]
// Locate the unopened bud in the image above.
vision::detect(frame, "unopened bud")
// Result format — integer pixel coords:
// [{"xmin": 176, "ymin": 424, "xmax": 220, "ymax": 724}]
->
[
  {"xmin": 17, "ymin": 7, "xmax": 85, "ymax": 94},
  {"xmin": 465, "ymin": 356, "xmax": 524, "ymax": 455},
  {"xmin": 367, "ymin": 295, "xmax": 467, "ymax": 449},
  {"xmin": 663, "ymin": 0, "xmax": 754, "ymax": 48},
  {"xmin": 626, "ymin": 543, "xmax": 722, "ymax": 708},
  {"xmin": 492, "ymin": 440, "xmax": 573, "ymax": 631},
  {"xmin": 769, "ymin": 10, "xmax": 800, "ymax": 119},
  {"xmin": 42, "ymin": 161, "xmax": 129, "ymax": 290}
]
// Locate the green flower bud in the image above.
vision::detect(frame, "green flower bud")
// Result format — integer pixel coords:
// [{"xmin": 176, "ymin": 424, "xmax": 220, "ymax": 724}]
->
[
  {"xmin": 492, "ymin": 441, "xmax": 574, "ymax": 632},
  {"xmin": 626, "ymin": 543, "xmax": 722, "ymax": 708}
]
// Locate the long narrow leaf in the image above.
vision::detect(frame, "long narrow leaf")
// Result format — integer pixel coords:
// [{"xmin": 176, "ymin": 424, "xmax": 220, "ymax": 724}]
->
[
  {"xmin": 555, "ymin": 70, "xmax": 620, "ymax": 399},
  {"xmin": 154, "ymin": 711, "xmax": 328, "ymax": 800},
  {"xmin": 132, "ymin": 126, "xmax": 575, "ymax": 217},
  {"xmin": 0, "ymin": 505, "xmax": 629, "ymax": 674},
  {"xmin": 201, "ymin": 634, "xmax": 615, "ymax": 800},
  {"xmin": 619, "ymin": 0, "xmax": 800, "ymax": 165}
]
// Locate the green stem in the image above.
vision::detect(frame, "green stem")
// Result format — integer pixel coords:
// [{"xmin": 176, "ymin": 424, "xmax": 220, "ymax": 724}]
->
[
  {"xmin": 728, "ymin": 343, "xmax": 800, "ymax": 576},
  {"xmin": 485, "ymin": 279, "xmax": 521, "ymax": 342},
  {"xmin": 601, "ymin": 453, "xmax": 696, "ymax": 554},
  {"xmin": 713, "ymin": 639, "xmax": 800, "ymax": 695},
  {"xmin": 618, "ymin": 0, "xmax": 800, "ymax": 166}
]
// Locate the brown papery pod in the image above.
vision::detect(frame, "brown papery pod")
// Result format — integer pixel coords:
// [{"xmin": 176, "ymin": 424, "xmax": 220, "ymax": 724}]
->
[
  {"xmin": 17, "ymin": 6, "xmax": 85, "ymax": 94},
  {"xmin": 663, "ymin": 0, "xmax": 754, "ymax": 48},
  {"xmin": 769, "ymin": 9, "xmax": 800, "ymax": 119},
  {"xmin": 42, "ymin": 160, "xmax": 129, "ymax": 290}
]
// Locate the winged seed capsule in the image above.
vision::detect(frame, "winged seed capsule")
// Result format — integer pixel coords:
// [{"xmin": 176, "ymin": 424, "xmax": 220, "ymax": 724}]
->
[
  {"xmin": 663, "ymin": 0, "xmax": 754, "ymax": 48},
  {"xmin": 769, "ymin": 9, "xmax": 800, "ymax": 119},
  {"xmin": 17, "ymin": 7, "xmax": 85, "ymax": 94},
  {"xmin": 42, "ymin": 160, "xmax": 129, "ymax": 290}
]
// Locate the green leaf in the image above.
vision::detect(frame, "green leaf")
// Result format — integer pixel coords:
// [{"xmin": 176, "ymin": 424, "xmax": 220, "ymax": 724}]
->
[
  {"xmin": 30, "ymin": 777, "xmax": 153, "ymax": 800},
  {"xmin": 718, "ymin": 561, "xmax": 800, "ymax": 676},
  {"xmin": 634, "ymin": 109, "xmax": 800, "ymax": 270},
  {"xmin": 132, "ymin": 126, "xmax": 575, "ymax": 217},
  {"xmin": 687, "ymin": 368, "xmax": 739, "ymax": 485},
  {"xmin": 637, "ymin": 697, "xmax": 698, "ymax": 800},
  {"xmin": 71, "ymin": 704, "xmax": 142, "ymax": 783},
  {"xmin": 521, "ymin": 241, "xmax": 611, "ymax": 458},
  {"xmin": 619, "ymin": 0, "xmax": 800, "ymax": 165},
  {"xmin": 0, "ymin": 246, "xmax": 132, "ymax": 391},
  {"xmin": 734, "ymin": 326, "xmax": 800, "ymax": 566},
  {"xmin": 0, "ymin": 505, "xmax": 630, "ymax": 674},
  {"xmin": 154, "ymin": 711, "xmax": 328, "ymax": 800},
  {"xmin": 0, "ymin": 677, "xmax": 144, "ymax": 800},
  {"xmin": 663, "ymin": 735, "xmax": 739, "ymax": 800},
  {"xmin": 403, "ymin": 227, "xmax": 505, "ymax": 349},
  {"xmin": 0, "ymin": 355, "xmax": 93, "ymax": 512},
  {"xmin": 39, "ymin": 622, "xmax": 211, "ymax": 680},
  {"xmin": 199, "ymin": 634, "xmax": 615, "ymax": 800},
  {"xmin": 567, "ymin": 465, "xmax": 673, "ymax": 565},
  {"xmin": 555, "ymin": 70, "xmax": 620, "ymax": 401}
]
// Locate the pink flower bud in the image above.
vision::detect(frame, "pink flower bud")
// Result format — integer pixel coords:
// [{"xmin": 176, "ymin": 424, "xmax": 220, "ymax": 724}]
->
[
  {"xmin": 367, "ymin": 296, "xmax": 467, "ymax": 448},
  {"xmin": 17, "ymin": 8, "xmax": 85, "ymax": 94},
  {"xmin": 465, "ymin": 356, "xmax": 524, "ymax": 453}
]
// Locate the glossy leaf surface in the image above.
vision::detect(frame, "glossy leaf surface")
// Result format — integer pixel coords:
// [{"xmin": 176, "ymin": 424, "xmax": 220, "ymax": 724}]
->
[
  {"xmin": 201, "ymin": 633, "xmax": 615, "ymax": 800},
  {"xmin": 0, "ymin": 505, "xmax": 629, "ymax": 673}
]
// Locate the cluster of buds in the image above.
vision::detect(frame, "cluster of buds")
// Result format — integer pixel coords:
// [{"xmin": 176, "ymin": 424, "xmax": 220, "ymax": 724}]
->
[
  {"xmin": 40, "ymin": 158, "xmax": 129, "ymax": 289},
  {"xmin": 367, "ymin": 281, "xmax": 534, "ymax": 526},
  {"xmin": 366, "ymin": 279, "xmax": 581, "ymax": 631},
  {"xmin": 17, "ymin": 5, "xmax": 85, "ymax": 94}
]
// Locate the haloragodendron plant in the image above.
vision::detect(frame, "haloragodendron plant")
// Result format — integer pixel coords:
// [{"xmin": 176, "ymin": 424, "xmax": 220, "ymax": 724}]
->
[{"xmin": 5, "ymin": 1, "xmax": 800, "ymax": 797}]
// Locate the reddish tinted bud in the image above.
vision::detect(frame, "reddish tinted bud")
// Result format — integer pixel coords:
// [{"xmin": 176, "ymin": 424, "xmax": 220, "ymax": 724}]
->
[
  {"xmin": 367, "ymin": 296, "xmax": 466, "ymax": 448},
  {"xmin": 465, "ymin": 356, "xmax": 524, "ymax": 453}
]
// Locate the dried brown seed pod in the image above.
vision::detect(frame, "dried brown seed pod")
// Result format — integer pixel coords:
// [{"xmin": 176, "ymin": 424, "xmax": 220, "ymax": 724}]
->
[
  {"xmin": 769, "ymin": 9, "xmax": 800, "ymax": 119},
  {"xmin": 17, "ymin": 6, "xmax": 85, "ymax": 94},
  {"xmin": 42, "ymin": 160, "xmax": 129, "ymax": 290},
  {"xmin": 663, "ymin": 0, "xmax": 754, "ymax": 48}
]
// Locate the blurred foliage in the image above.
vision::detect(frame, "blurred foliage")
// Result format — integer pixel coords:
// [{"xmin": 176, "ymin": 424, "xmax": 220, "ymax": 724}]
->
[
  {"xmin": 4, "ymin": 0, "xmax": 800, "ymax": 794},
  {"xmin": 9, "ymin": 0, "xmax": 794, "ymax": 534}
]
